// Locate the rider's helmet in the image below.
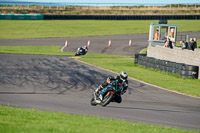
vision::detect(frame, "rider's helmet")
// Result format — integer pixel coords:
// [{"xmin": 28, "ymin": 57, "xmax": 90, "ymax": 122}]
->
[
  {"xmin": 120, "ymin": 71, "xmax": 128, "ymax": 80},
  {"xmin": 83, "ymin": 45, "xmax": 87, "ymax": 49}
]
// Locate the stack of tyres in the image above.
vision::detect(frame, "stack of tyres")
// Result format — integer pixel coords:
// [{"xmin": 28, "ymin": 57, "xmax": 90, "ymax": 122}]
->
[
  {"xmin": 154, "ymin": 59, "xmax": 161, "ymax": 70},
  {"xmin": 175, "ymin": 63, "xmax": 184, "ymax": 75},
  {"xmin": 136, "ymin": 54, "xmax": 147, "ymax": 66},
  {"xmin": 171, "ymin": 62, "xmax": 177, "ymax": 74},
  {"xmin": 134, "ymin": 54, "xmax": 139, "ymax": 64},
  {"xmin": 146, "ymin": 57, "xmax": 155, "ymax": 68},
  {"xmin": 178, "ymin": 64, "xmax": 199, "ymax": 79},
  {"xmin": 162, "ymin": 60, "xmax": 174, "ymax": 73},
  {"xmin": 134, "ymin": 54, "xmax": 199, "ymax": 79},
  {"xmin": 159, "ymin": 60, "xmax": 166, "ymax": 71}
]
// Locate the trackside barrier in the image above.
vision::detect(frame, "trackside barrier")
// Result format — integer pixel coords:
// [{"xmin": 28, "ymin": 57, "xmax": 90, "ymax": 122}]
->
[
  {"xmin": 1, "ymin": 14, "xmax": 199, "ymax": 20},
  {"xmin": 44, "ymin": 15, "xmax": 200, "ymax": 20},
  {"xmin": 134, "ymin": 54, "xmax": 199, "ymax": 79},
  {"xmin": 0, "ymin": 14, "xmax": 44, "ymax": 20},
  {"xmin": 147, "ymin": 45, "xmax": 200, "ymax": 79}
]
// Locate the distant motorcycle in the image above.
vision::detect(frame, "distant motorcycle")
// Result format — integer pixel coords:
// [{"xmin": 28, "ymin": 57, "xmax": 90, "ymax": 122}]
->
[
  {"xmin": 90, "ymin": 80, "xmax": 124, "ymax": 107},
  {"xmin": 75, "ymin": 46, "xmax": 88, "ymax": 56}
]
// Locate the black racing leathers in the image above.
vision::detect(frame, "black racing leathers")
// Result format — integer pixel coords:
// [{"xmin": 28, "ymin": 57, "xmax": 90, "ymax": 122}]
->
[{"xmin": 100, "ymin": 75, "xmax": 128, "ymax": 103}]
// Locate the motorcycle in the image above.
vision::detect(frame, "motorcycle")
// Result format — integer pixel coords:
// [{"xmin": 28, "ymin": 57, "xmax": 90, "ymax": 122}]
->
[
  {"xmin": 90, "ymin": 80, "xmax": 124, "ymax": 107},
  {"xmin": 75, "ymin": 46, "xmax": 88, "ymax": 56}
]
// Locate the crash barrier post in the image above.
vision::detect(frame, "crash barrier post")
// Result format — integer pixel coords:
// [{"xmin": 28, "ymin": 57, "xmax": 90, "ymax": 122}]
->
[
  {"xmin": 61, "ymin": 40, "xmax": 68, "ymax": 52},
  {"xmin": 108, "ymin": 40, "xmax": 111, "ymax": 47},
  {"xmin": 134, "ymin": 54, "xmax": 199, "ymax": 79},
  {"xmin": 0, "ymin": 14, "xmax": 44, "ymax": 20}
]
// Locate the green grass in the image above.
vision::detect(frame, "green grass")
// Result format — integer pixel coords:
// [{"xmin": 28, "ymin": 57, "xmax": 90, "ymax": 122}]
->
[
  {"xmin": 0, "ymin": 45, "xmax": 199, "ymax": 97},
  {"xmin": 0, "ymin": 45, "xmax": 74, "ymax": 56},
  {"xmin": 80, "ymin": 53, "xmax": 200, "ymax": 97},
  {"xmin": 1, "ymin": 20, "xmax": 200, "ymax": 133},
  {"xmin": 140, "ymin": 48, "xmax": 147, "ymax": 54},
  {"xmin": 0, "ymin": 20, "xmax": 200, "ymax": 39},
  {"xmin": 0, "ymin": 105, "xmax": 198, "ymax": 133}
]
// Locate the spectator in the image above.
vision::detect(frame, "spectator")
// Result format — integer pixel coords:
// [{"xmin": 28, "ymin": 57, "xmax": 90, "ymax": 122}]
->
[
  {"xmin": 154, "ymin": 29, "xmax": 159, "ymax": 40},
  {"xmin": 164, "ymin": 38, "xmax": 173, "ymax": 49},
  {"xmin": 169, "ymin": 27, "xmax": 175, "ymax": 38},
  {"xmin": 188, "ymin": 38, "xmax": 194, "ymax": 51},
  {"xmin": 193, "ymin": 38, "xmax": 197, "ymax": 49},
  {"xmin": 180, "ymin": 40, "xmax": 188, "ymax": 49},
  {"xmin": 180, "ymin": 40, "xmax": 185, "ymax": 49}
]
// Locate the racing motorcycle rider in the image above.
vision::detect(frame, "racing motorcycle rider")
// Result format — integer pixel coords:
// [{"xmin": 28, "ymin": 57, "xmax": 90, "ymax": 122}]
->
[
  {"xmin": 95, "ymin": 71, "xmax": 128, "ymax": 103},
  {"xmin": 75, "ymin": 45, "xmax": 88, "ymax": 56},
  {"xmin": 78, "ymin": 45, "xmax": 88, "ymax": 54}
]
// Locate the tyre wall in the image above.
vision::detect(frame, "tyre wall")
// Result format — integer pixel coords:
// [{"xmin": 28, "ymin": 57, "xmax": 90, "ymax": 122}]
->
[
  {"xmin": 43, "ymin": 15, "xmax": 200, "ymax": 20},
  {"xmin": 1, "ymin": 14, "xmax": 199, "ymax": 20},
  {"xmin": 134, "ymin": 54, "xmax": 199, "ymax": 79},
  {"xmin": 147, "ymin": 45, "xmax": 200, "ymax": 79}
]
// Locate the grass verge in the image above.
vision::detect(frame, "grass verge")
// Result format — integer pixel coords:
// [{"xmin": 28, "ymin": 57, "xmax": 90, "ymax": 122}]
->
[
  {"xmin": 0, "ymin": 20, "xmax": 200, "ymax": 39},
  {"xmin": 0, "ymin": 45, "xmax": 199, "ymax": 97},
  {"xmin": 0, "ymin": 105, "xmax": 198, "ymax": 133},
  {"xmin": 80, "ymin": 53, "xmax": 200, "ymax": 97},
  {"xmin": 0, "ymin": 45, "xmax": 74, "ymax": 56}
]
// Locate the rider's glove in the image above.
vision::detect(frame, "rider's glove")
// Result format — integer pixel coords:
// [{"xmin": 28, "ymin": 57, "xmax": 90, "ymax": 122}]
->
[{"xmin": 106, "ymin": 77, "xmax": 111, "ymax": 83}]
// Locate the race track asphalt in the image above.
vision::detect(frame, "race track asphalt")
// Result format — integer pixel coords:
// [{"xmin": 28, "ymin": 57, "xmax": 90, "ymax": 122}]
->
[
  {"xmin": 0, "ymin": 34, "xmax": 149, "ymax": 56},
  {"xmin": 0, "ymin": 32, "xmax": 200, "ymax": 130},
  {"xmin": 1, "ymin": 32, "xmax": 199, "ymax": 56}
]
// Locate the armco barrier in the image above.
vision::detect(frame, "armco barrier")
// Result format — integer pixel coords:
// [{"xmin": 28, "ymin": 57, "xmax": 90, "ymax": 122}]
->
[
  {"xmin": 135, "ymin": 54, "xmax": 199, "ymax": 79},
  {"xmin": 44, "ymin": 15, "xmax": 200, "ymax": 20},
  {"xmin": 0, "ymin": 14, "xmax": 44, "ymax": 20}
]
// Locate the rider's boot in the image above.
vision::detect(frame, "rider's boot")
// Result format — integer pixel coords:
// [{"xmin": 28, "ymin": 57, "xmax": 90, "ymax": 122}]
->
[{"xmin": 99, "ymin": 94, "xmax": 103, "ymax": 101}]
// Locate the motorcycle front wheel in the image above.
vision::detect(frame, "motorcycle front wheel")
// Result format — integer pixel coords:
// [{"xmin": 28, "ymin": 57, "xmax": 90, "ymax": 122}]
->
[
  {"xmin": 90, "ymin": 97, "xmax": 98, "ymax": 106},
  {"xmin": 101, "ymin": 91, "xmax": 114, "ymax": 107}
]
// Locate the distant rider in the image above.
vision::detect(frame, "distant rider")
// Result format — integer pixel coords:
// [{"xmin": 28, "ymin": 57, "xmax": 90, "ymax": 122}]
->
[
  {"xmin": 76, "ymin": 45, "xmax": 88, "ymax": 56},
  {"xmin": 80, "ymin": 45, "xmax": 88, "ymax": 53},
  {"xmin": 95, "ymin": 71, "xmax": 128, "ymax": 103}
]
